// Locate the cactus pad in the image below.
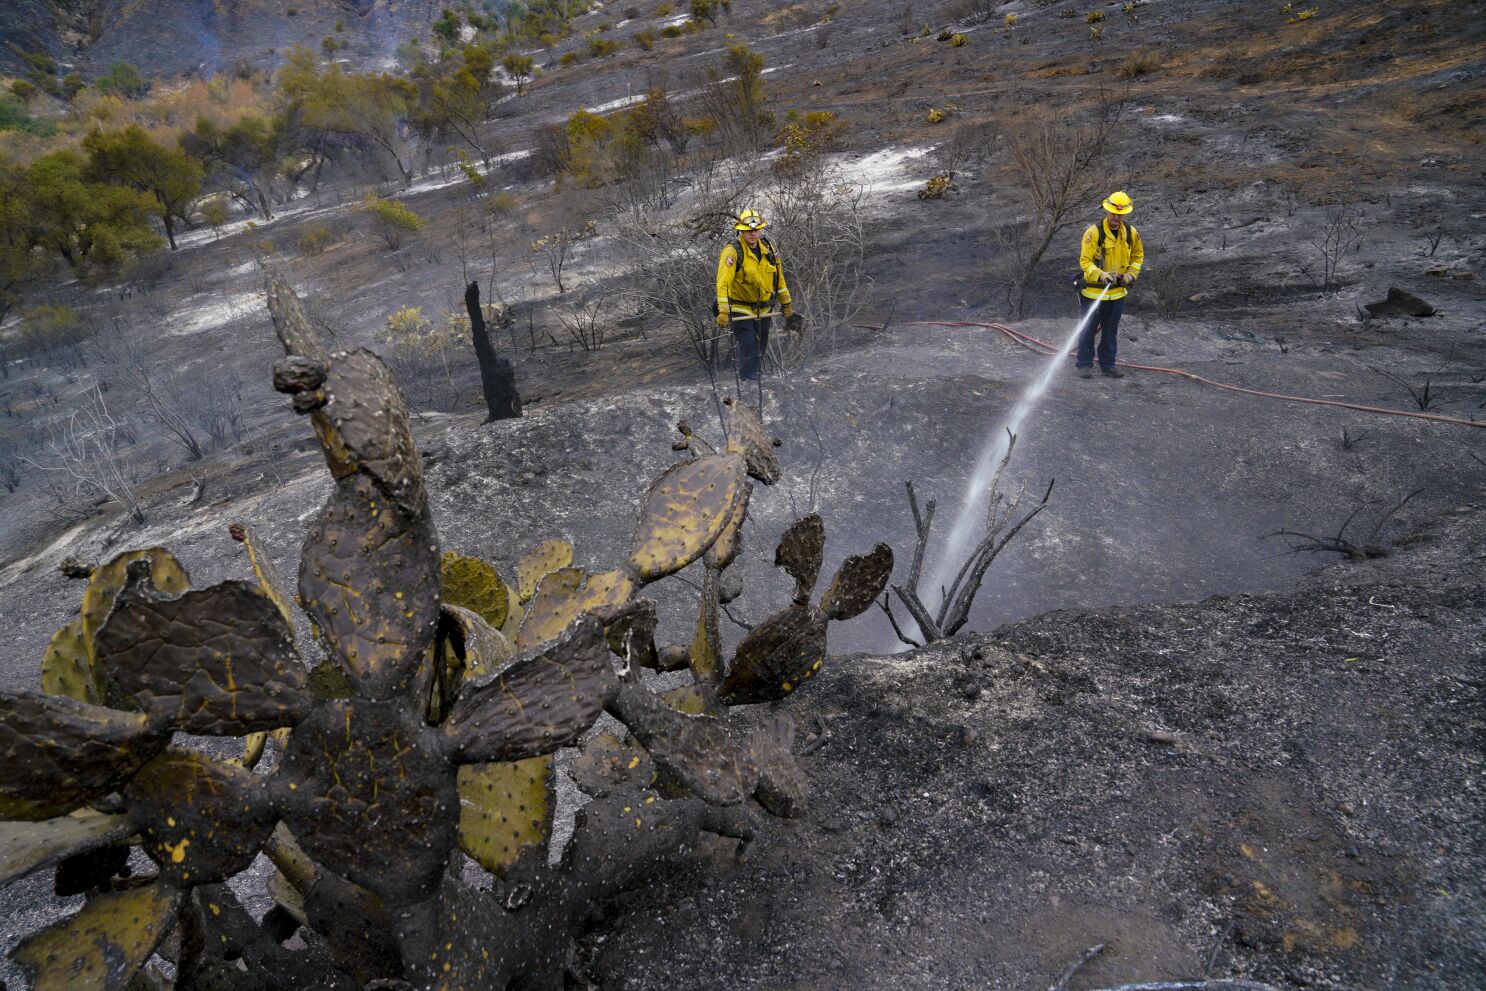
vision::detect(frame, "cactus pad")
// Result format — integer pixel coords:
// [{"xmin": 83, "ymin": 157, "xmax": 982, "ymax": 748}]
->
[
  {"xmin": 607, "ymin": 682, "xmax": 757, "ymax": 806},
  {"xmin": 720, "ymin": 604, "xmax": 829, "ymax": 706},
  {"xmin": 628, "ymin": 453, "xmax": 747, "ymax": 581},
  {"xmin": 440, "ymin": 603, "xmax": 515, "ymax": 678},
  {"xmin": 705, "ymin": 481, "xmax": 752, "ymax": 570},
  {"xmin": 821, "ymin": 543, "xmax": 894, "ymax": 620},
  {"xmin": 572, "ymin": 732, "xmax": 655, "ymax": 798},
  {"xmin": 518, "ymin": 568, "xmax": 635, "ymax": 651},
  {"xmin": 724, "ymin": 399, "xmax": 781, "ymax": 484},
  {"xmin": 40, "ymin": 617, "xmax": 103, "ymax": 706},
  {"xmin": 0, "ymin": 692, "xmax": 165, "ymax": 821},
  {"xmin": 443, "ymin": 614, "xmax": 616, "ymax": 763},
  {"xmin": 79, "ymin": 548, "xmax": 190, "ymax": 661},
  {"xmin": 0, "ymin": 811, "xmax": 133, "ymax": 888},
  {"xmin": 124, "ymin": 749, "xmax": 277, "ymax": 886},
  {"xmin": 514, "ymin": 567, "xmax": 584, "ymax": 650},
  {"xmin": 275, "ymin": 699, "xmax": 458, "ymax": 905},
  {"xmin": 311, "ymin": 349, "xmax": 425, "ymax": 513},
  {"xmin": 11, "ymin": 881, "xmax": 182, "ymax": 991},
  {"xmin": 94, "ymin": 565, "xmax": 311, "ymax": 736},
  {"xmin": 456, "ymin": 754, "xmax": 554, "ymax": 874},
  {"xmin": 775, "ymin": 514, "xmax": 826, "ymax": 603},
  {"xmin": 517, "ymin": 538, "xmax": 574, "ymax": 602},
  {"xmin": 440, "ymin": 551, "xmax": 511, "ymax": 629},
  {"xmin": 299, "ymin": 473, "xmax": 441, "ymax": 700},
  {"xmin": 749, "ymin": 714, "xmax": 807, "ymax": 818},
  {"xmin": 230, "ymin": 522, "xmax": 297, "ymax": 634}
]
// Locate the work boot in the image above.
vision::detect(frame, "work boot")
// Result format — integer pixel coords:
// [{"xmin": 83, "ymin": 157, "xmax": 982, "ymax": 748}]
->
[
  {"xmin": 1078, "ymin": 368, "xmax": 1094, "ymax": 379},
  {"xmin": 1101, "ymin": 367, "xmax": 1125, "ymax": 379}
]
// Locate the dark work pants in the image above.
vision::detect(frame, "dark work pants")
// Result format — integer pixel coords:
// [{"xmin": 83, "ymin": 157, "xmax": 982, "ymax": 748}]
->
[
  {"xmin": 1077, "ymin": 296, "xmax": 1124, "ymax": 370},
  {"xmin": 733, "ymin": 317, "xmax": 771, "ymax": 382}
]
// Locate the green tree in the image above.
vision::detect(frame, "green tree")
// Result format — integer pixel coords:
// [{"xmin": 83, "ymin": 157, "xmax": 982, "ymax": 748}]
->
[
  {"xmin": 502, "ymin": 52, "xmax": 534, "ymax": 95},
  {"xmin": 433, "ymin": 8, "xmax": 462, "ymax": 43},
  {"xmin": 278, "ymin": 47, "xmax": 419, "ymax": 186},
  {"xmin": 0, "ymin": 160, "xmax": 37, "ymax": 327},
  {"xmin": 83, "ymin": 125, "xmax": 204, "ymax": 250},
  {"xmin": 690, "ymin": 0, "xmax": 717, "ymax": 26},
  {"xmin": 23, "ymin": 150, "xmax": 163, "ymax": 272},
  {"xmin": 181, "ymin": 114, "xmax": 281, "ymax": 219},
  {"xmin": 97, "ymin": 62, "xmax": 150, "ymax": 98},
  {"xmin": 413, "ymin": 44, "xmax": 502, "ymax": 166}
]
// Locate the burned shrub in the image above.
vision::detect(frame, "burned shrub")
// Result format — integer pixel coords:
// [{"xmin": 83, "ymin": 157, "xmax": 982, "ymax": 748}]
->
[{"xmin": 0, "ymin": 273, "xmax": 891, "ymax": 990}]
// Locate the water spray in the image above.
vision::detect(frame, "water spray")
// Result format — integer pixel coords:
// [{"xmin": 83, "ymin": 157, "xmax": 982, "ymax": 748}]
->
[{"xmin": 917, "ymin": 286, "xmax": 1110, "ymax": 628}]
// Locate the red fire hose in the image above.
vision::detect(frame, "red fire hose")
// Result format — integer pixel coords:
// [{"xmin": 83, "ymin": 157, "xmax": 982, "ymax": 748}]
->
[{"xmin": 908, "ymin": 320, "xmax": 1485, "ymax": 430}]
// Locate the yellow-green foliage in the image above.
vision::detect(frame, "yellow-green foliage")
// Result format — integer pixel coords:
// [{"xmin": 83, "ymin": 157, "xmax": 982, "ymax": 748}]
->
[
  {"xmin": 297, "ymin": 222, "xmax": 336, "ymax": 255},
  {"xmin": 634, "ymin": 30, "xmax": 656, "ymax": 50},
  {"xmin": 1090, "ymin": 25, "xmax": 1104, "ymax": 40},
  {"xmin": 360, "ymin": 194, "xmax": 425, "ymax": 249},
  {"xmin": 199, "ymin": 198, "xmax": 229, "ymax": 230},
  {"xmin": 17, "ymin": 303, "xmax": 90, "ymax": 351},
  {"xmin": 486, "ymin": 190, "xmax": 517, "ymax": 218},
  {"xmin": 654, "ymin": 1, "xmax": 675, "ymax": 13},
  {"xmin": 1004, "ymin": 13, "xmax": 1017, "ymax": 29},
  {"xmin": 918, "ymin": 174, "xmax": 953, "ymax": 200},
  {"xmin": 1286, "ymin": 7, "xmax": 1317, "ymax": 23},
  {"xmin": 1086, "ymin": 9, "xmax": 1105, "ymax": 23},
  {"xmin": 560, "ymin": 51, "xmax": 582, "ymax": 66},
  {"xmin": 588, "ymin": 36, "xmax": 623, "ymax": 58},
  {"xmin": 951, "ymin": 32, "xmax": 968, "ymax": 47},
  {"xmin": 774, "ymin": 110, "xmax": 845, "ymax": 176},
  {"xmin": 927, "ymin": 108, "xmax": 947, "ymax": 124}
]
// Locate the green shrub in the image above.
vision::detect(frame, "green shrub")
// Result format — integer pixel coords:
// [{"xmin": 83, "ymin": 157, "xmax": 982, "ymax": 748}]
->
[
  {"xmin": 661, "ymin": 24, "xmax": 684, "ymax": 38},
  {"xmin": 297, "ymin": 222, "xmax": 336, "ymax": 255},
  {"xmin": 0, "ymin": 97, "xmax": 55, "ymax": 135},
  {"xmin": 360, "ymin": 195, "xmax": 425, "ymax": 249},
  {"xmin": 588, "ymin": 36, "xmax": 622, "ymax": 57},
  {"xmin": 485, "ymin": 190, "xmax": 517, "ymax": 218},
  {"xmin": 97, "ymin": 62, "xmax": 150, "ymax": 98},
  {"xmin": 9, "ymin": 80, "xmax": 37, "ymax": 103},
  {"xmin": 654, "ymin": 1, "xmax": 675, "ymax": 14},
  {"xmin": 19, "ymin": 304, "xmax": 91, "ymax": 352},
  {"xmin": 1086, "ymin": 10, "xmax": 1105, "ymax": 23},
  {"xmin": 633, "ymin": 30, "xmax": 656, "ymax": 50},
  {"xmin": 560, "ymin": 51, "xmax": 581, "ymax": 66}
]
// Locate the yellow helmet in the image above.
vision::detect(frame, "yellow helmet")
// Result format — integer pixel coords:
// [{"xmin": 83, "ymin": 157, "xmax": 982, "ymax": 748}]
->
[
  {"xmin": 1101, "ymin": 190, "xmax": 1133, "ymax": 215},
  {"xmin": 734, "ymin": 208, "xmax": 767, "ymax": 231}
]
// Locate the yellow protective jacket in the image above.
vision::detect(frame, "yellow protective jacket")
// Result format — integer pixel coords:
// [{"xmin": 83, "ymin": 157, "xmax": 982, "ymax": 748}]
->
[
  {"xmin": 1079, "ymin": 219, "xmax": 1144, "ymax": 301},
  {"xmin": 716, "ymin": 237, "xmax": 792, "ymax": 319}
]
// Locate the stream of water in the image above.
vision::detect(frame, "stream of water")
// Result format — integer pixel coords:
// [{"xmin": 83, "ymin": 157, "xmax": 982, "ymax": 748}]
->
[{"xmin": 915, "ymin": 289, "xmax": 1110, "ymax": 637}]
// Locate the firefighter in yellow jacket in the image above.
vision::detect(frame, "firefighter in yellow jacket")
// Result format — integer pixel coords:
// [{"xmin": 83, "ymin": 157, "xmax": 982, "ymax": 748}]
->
[
  {"xmin": 1076, "ymin": 190, "xmax": 1144, "ymax": 379},
  {"xmin": 715, "ymin": 209, "xmax": 793, "ymax": 382}
]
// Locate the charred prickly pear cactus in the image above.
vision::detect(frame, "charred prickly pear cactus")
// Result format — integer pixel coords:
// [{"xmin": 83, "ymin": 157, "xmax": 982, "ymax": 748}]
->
[{"xmin": 0, "ymin": 272, "xmax": 893, "ymax": 991}]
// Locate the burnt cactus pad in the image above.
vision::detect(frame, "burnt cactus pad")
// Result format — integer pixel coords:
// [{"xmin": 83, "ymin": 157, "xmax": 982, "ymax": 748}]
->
[
  {"xmin": 94, "ymin": 563, "xmax": 312, "ymax": 735},
  {"xmin": 312, "ymin": 348, "xmax": 425, "ymax": 513},
  {"xmin": 821, "ymin": 543, "xmax": 895, "ymax": 620},
  {"xmin": 0, "ymin": 812, "xmax": 133, "ymax": 888},
  {"xmin": 607, "ymin": 682, "xmax": 758, "ymax": 806},
  {"xmin": 125, "ymin": 749, "xmax": 277, "ymax": 886},
  {"xmin": 724, "ymin": 399, "xmax": 781, "ymax": 484},
  {"xmin": 443, "ymin": 614, "xmax": 616, "ymax": 764},
  {"xmin": 274, "ymin": 700, "xmax": 459, "ymax": 905},
  {"xmin": 721, "ymin": 604, "xmax": 829, "ymax": 706},
  {"xmin": 775, "ymin": 514, "xmax": 826, "ymax": 603},
  {"xmin": 0, "ymin": 692, "xmax": 166, "ymax": 821},
  {"xmin": 299, "ymin": 473, "xmax": 442, "ymax": 701}
]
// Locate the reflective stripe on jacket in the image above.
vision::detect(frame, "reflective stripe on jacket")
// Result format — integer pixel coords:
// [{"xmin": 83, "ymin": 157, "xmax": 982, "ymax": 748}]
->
[
  {"xmin": 1079, "ymin": 220, "xmax": 1144, "ymax": 300},
  {"xmin": 716, "ymin": 239, "xmax": 792, "ymax": 318}
]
